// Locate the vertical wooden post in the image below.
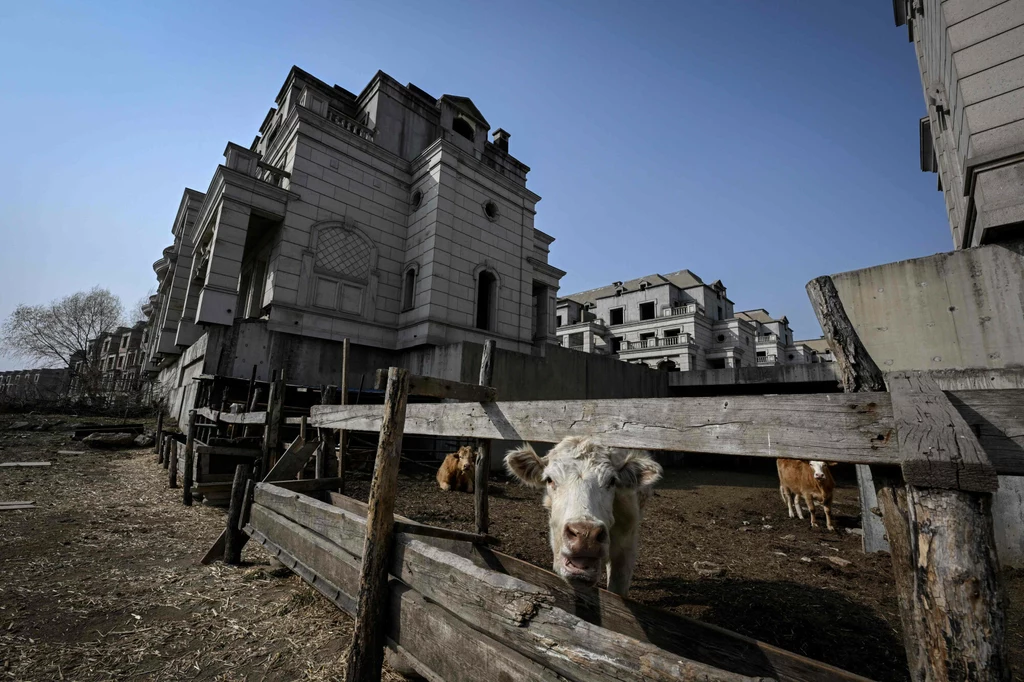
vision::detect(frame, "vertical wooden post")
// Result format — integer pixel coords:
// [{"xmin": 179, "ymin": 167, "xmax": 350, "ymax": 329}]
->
[
  {"xmin": 263, "ymin": 370, "xmax": 284, "ymax": 477},
  {"xmin": 224, "ymin": 463, "xmax": 251, "ymax": 565},
  {"xmin": 162, "ymin": 436, "xmax": 171, "ymax": 469},
  {"xmin": 182, "ymin": 410, "xmax": 197, "ymax": 506},
  {"xmin": 318, "ymin": 384, "xmax": 337, "ymax": 479},
  {"xmin": 154, "ymin": 408, "xmax": 164, "ymax": 458},
  {"xmin": 345, "ymin": 367, "xmax": 409, "ymax": 682},
  {"xmin": 807, "ymin": 275, "xmax": 1009, "ymax": 681},
  {"xmin": 339, "ymin": 338, "xmax": 350, "ymax": 493},
  {"xmin": 244, "ymin": 364, "xmax": 257, "ymax": 416},
  {"xmin": 296, "ymin": 415, "xmax": 308, "ymax": 480},
  {"xmin": 475, "ymin": 339, "xmax": 496, "ymax": 535},
  {"xmin": 168, "ymin": 439, "xmax": 178, "ymax": 488}
]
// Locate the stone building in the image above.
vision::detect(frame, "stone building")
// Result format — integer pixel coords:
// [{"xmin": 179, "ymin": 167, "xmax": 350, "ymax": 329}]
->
[
  {"xmin": 142, "ymin": 67, "xmax": 569, "ymax": 413},
  {"xmin": 0, "ymin": 368, "xmax": 69, "ymax": 401},
  {"xmin": 555, "ymin": 270, "xmax": 829, "ymax": 371},
  {"xmin": 895, "ymin": 0, "xmax": 1024, "ymax": 249}
]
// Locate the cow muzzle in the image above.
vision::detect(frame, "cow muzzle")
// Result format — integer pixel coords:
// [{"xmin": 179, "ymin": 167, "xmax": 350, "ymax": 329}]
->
[{"xmin": 558, "ymin": 521, "xmax": 607, "ymax": 584}]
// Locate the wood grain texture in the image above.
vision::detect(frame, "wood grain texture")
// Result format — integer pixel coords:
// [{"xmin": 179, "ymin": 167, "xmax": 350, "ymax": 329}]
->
[
  {"xmin": 889, "ymin": 372, "xmax": 998, "ymax": 492},
  {"xmin": 196, "ymin": 407, "xmax": 267, "ymax": 425},
  {"xmin": 154, "ymin": 410, "xmax": 163, "ymax": 456},
  {"xmin": 373, "ymin": 368, "xmax": 498, "ymax": 402},
  {"xmin": 475, "ymin": 338, "xmax": 496, "ymax": 535},
  {"xmin": 311, "ymin": 393, "xmax": 896, "ymax": 462},
  {"xmin": 345, "ymin": 367, "xmax": 409, "ymax": 682},
  {"xmin": 224, "ymin": 464, "xmax": 250, "ymax": 565},
  {"xmin": 167, "ymin": 440, "xmax": 178, "ymax": 488},
  {"xmin": 182, "ymin": 411, "xmax": 197, "ymax": 506},
  {"xmin": 806, "ymin": 276, "xmax": 886, "ymax": 393},
  {"xmin": 253, "ymin": 485, "xmax": 868, "ymax": 682},
  {"xmin": 874, "ymin": 475, "xmax": 1009, "ymax": 681},
  {"xmin": 340, "ymin": 338, "xmax": 349, "ymax": 494}
]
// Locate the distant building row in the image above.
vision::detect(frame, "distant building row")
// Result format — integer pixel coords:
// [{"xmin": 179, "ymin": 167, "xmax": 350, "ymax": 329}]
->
[
  {"xmin": 68, "ymin": 320, "xmax": 149, "ymax": 395},
  {"xmin": 555, "ymin": 270, "xmax": 832, "ymax": 371}
]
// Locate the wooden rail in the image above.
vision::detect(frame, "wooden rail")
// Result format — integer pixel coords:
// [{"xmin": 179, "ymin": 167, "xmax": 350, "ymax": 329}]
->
[
  {"xmin": 302, "ymin": 390, "xmax": 1024, "ymax": 476},
  {"xmin": 246, "ymin": 482, "xmax": 867, "ymax": 682}
]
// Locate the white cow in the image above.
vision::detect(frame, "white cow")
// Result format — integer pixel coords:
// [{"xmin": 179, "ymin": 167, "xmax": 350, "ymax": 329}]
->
[{"xmin": 505, "ymin": 436, "xmax": 662, "ymax": 597}]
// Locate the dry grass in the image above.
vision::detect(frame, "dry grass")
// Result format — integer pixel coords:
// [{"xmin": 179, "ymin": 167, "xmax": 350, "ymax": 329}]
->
[{"xmin": 0, "ymin": 415, "xmax": 404, "ymax": 682}]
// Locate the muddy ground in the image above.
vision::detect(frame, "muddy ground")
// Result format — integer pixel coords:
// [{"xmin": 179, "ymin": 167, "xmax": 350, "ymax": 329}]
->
[{"xmin": 2, "ymin": 415, "xmax": 1021, "ymax": 681}]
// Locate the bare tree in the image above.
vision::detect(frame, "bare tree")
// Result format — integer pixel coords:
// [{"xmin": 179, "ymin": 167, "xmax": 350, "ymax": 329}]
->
[
  {"xmin": 1, "ymin": 287, "xmax": 124, "ymax": 368},
  {"xmin": 130, "ymin": 288, "xmax": 157, "ymax": 325}
]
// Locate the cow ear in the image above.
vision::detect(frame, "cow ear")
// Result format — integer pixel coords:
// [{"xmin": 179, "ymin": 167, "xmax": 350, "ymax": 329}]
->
[
  {"xmin": 505, "ymin": 444, "xmax": 545, "ymax": 487},
  {"xmin": 617, "ymin": 451, "xmax": 663, "ymax": 489}
]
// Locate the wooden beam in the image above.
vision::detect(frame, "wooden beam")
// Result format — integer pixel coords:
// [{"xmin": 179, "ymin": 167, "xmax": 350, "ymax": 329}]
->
[
  {"xmin": 339, "ymin": 338, "xmax": 350, "ymax": 494},
  {"xmin": 194, "ymin": 445, "xmax": 263, "ymax": 457},
  {"xmin": 197, "ymin": 477, "xmax": 345, "ymax": 496},
  {"xmin": 182, "ymin": 410, "xmax": 197, "ymax": 506},
  {"xmin": 168, "ymin": 439, "xmax": 178, "ymax": 488},
  {"xmin": 475, "ymin": 339, "xmax": 495, "ymax": 535},
  {"xmin": 346, "ymin": 367, "xmax": 409, "ymax": 682},
  {"xmin": 224, "ymin": 464, "xmax": 251, "ymax": 565},
  {"xmin": 154, "ymin": 408, "xmax": 163, "ymax": 457},
  {"xmin": 196, "ymin": 406, "xmax": 267, "ymax": 425},
  {"xmin": 807, "ymin": 274, "xmax": 1009, "ymax": 681},
  {"xmin": 326, "ymin": 491, "xmax": 498, "ymax": 545},
  {"xmin": 889, "ymin": 372, "xmax": 998, "ymax": 491},
  {"xmin": 249, "ymin": 486, "xmax": 866, "ymax": 681},
  {"xmin": 262, "ymin": 370, "xmax": 285, "ymax": 475},
  {"xmin": 373, "ymin": 369, "xmax": 498, "ymax": 402}
]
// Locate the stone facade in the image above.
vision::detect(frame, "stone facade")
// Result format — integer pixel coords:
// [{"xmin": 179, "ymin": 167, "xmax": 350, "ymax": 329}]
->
[
  {"xmin": 143, "ymin": 67, "xmax": 564, "ymax": 387},
  {"xmin": 895, "ymin": 1, "xmax": 1024, "ymax": 249},
  {"xmin": 556, "ymin": 270, "xmax": 831, "ymax": 371},
  {"xmin": 0, "ymin": 368, "xmax": 69, "ymax": 401}
]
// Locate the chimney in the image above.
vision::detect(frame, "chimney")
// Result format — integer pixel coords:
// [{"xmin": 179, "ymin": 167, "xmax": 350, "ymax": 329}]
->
[{"xmin": 492, "ymin": 128, "xmax": 510, "ymax": 153}]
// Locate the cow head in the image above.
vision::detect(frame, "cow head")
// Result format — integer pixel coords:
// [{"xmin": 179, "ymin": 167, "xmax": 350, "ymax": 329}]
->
[
  {"xmin": 505, "ymin": 437, "xmax": 662, "ymax": 587},
  {"xmin": 456, "ymin": 445, "xmax": 476, "ymax": 473},
  {"xmin": 809, "ymin": 460, "xmax": 831, "ymax": 481}
]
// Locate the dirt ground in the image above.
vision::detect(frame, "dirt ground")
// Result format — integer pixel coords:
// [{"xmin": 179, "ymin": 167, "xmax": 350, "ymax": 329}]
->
[{"xmin": 2, "ymin": 415, "xmax": 1021, "ymax": 681}]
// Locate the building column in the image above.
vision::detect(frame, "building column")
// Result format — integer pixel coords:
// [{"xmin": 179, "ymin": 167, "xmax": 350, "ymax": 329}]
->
[{"xmin": 195, "ymin": 199, "xmax": 250, "ymax": 326}]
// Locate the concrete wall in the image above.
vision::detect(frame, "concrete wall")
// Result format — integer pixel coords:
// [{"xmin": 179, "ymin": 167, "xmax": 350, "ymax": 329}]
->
[
  {"xmin": 668, "ymin": 363, "xmax": 840, "ymax": 395},
  {"xmin": 831, "ymin": 242, "xmax": 1024, "ymax": 372}
]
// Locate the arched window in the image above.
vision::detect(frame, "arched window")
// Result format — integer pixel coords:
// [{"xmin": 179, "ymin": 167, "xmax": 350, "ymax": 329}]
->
[
  {"xmin": 476, "ymin": 270, "xmax": 497, "ymax": 331},
  {"xmin": 453, "ymin": 117, "xmax": 474, "ymax": 142},
  {"xmin": 402, "ymin": 266, "xmax": 417, "ymax": 312},
  {"xmin": 311, "ymin": 223, "xmax": 375, "ymax": 315}
]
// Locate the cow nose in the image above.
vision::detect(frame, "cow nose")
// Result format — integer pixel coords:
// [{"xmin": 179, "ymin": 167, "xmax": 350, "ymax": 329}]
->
[{"xmin": 563, "ymin": 521, "xmax": 607, "ymax": 556}]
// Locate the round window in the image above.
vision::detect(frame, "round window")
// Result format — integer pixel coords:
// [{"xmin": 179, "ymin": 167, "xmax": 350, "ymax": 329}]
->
[
  {"xmin": 717, "ymin": 334, "xmax": 725, "ymax": 342},
  {"xmin": 483, "ymin": 200, "xmax": 499, "ymax": 221},
  {"xmin": 411, "ymin": 190, "xmax": 422, "ymax": 209}
]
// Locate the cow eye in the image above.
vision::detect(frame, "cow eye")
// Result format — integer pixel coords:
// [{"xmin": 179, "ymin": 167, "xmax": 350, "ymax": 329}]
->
[
  {"xmin": 544, "ymin": 476, "xmax": 557, "ymax": 490},
  {"xmin": 604, "ymin": 478, "xmax": 616, "ymax": 490}
]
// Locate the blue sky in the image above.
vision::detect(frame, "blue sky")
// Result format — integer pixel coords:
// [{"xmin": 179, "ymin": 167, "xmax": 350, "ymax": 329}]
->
[{"xmin": 0, "ymin": 1, "xmax": 951, "ymax": 370}]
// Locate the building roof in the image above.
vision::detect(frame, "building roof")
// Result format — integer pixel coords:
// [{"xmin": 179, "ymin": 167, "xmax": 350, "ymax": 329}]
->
[
  {"xmin": 561, "ymin": 269, "xmax": 706, "ymax": 306},
  {"xmin": 795, "ymin": 337, "xmax": 832, "ymax": 353},
  {"xmin": 736, "ymin": 309, "xmax": 783, "ymax": 325}
]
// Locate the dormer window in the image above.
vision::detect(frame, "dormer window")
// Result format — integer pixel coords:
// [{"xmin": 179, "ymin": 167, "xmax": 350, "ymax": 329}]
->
[{"xmin": 453, "ymin": 117, "xmax": 474, "ymax": 141}]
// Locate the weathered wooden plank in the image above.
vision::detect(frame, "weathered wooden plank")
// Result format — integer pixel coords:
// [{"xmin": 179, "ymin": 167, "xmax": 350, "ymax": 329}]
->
[
  {"xmin": 0, "ymin": 462, "xmax": 51, "ymax": 467},
  {"xmin": 889, "ymin": 373, "xmax": 998, "ymax": 492},
  {"xmin": 309, "ymin": 393, "xmax": 897, "ymax": 463},
  {"xmin": 947, "ymin": 389, "xmax": 1024, "ymax": 476},
  {"xmin": 806, "ymin": 276, "xmax": 886, "ymax": 393},
  {"xmin": 182, "ymin": 410, "xmax": 197, "ymax": 506},
  {"xmin": 373, "ymin": 368, "xmax": 498, "ymax": 402},
  {"xmin": 196, "ymin": 406, "xmax": 268, "ymax": 425},
  {"xmin": 340, "ymin": 338, "xmax": 350, "ymax": 494},
  {"xmin": 168, "ymin": 441, "xmax": 178, "ymax": 489},
  {"xmin": 324, "ymin": 491, "xmax": 498, "ymax": 545},
  {"xmin": 71, "ymin": 424, "xmax": 144, "ymax": 440},
  {"xmin": 154, "ymin": 410, "xmax": 163, "ymax": 457},
  {"xmin": 245, "ymin": 507, "xmax": 567, "ymax": 682},
  {"xmin": 224, "ymin": 464, "xmax": 251, "ymax": 565},
  {"xmin": 198, "ymin": 477, "xmax": 345, "ymax": 496},
  {"xmin": 194, "ymin": 445, "xmax": 264, "ymax": 457},
  {"xmin": 475, "ymin": 339, "xmax": 495, "ymax": 536},
  {"xmin": 262, "ymin": 485, "xmax": 863, "ymax": 681},
  {"xmin": 264, "ymin": 437, "xmax": 320, "ymax": 481}
]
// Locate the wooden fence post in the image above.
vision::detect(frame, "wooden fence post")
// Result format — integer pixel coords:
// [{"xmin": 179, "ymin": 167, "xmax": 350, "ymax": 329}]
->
[
  {"xmin": 339, "ymin": 338, "xmax": 350, "ymax": 493},
  {"xmin": 318, "ymin": 384, "xmax": 337, "ymax": 480},
  {"xmin": 168, "ymin": 439, "xmax": 178, "ymax": 488},
  {"xmin": 224, "ymin": 463, "xmax": 252, "ymax": 565},
  {"xmin": 154, "ymin": 407, "xmax": 163, "ymax": 458},
  {"xmin": 475, "ymin": 339, "xmax": 495, "ymax": 535},
  {"xmin": 183, "ymin": 409, "xmax": 197, "ymax": 506},
  {"xmin": 345, "ymin": 366, "xmax": 409, "ymax": 682},
  {"xmin": 807, "ymin": 275, "xmax": 1009, "ymax": 681},
  {"xmin": 263, "ymin": 370, "xmax": 284, "ymax": 477},
  {"xmin": 162, "ymin": 436, "xmax": 171, "ymax": 469}
]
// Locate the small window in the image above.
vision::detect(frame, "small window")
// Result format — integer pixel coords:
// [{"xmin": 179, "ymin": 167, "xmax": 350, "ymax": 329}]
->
[
  {"xmin": 639, "ymin": 302, "xmax": 655, "ymax": 321},
  {"xmin": 453, "ymin": 117, "xmax": 474, "ymax": 141},
  {"xmin": 610, "ymin": 337, "xmax": 622, "ymax": 353},
  {"xmin": 483, "ymin": 200, "xmax": 499, "ymax": 221},
  {"xmin": 411, "ymin": 190, "xmax": 423, "ymax": 209},
  {"xmin": 556, "ymin": 315, "xmax": 562, "ymax": 327},
  {"xmin": 708, "ymin": 358, "xmax": 726, "ymax": 369},
  {"xmin": 609, "ymin": 308, "xmax": 624, "ymax": 325},
  {"xmin": 718, "ymin": 306, "xmax": 723, "ymax": 319},
  {"xmin": 717, "ymin": 334, "xmax": 726, "ymax": 342},
  {"xmin": 402, "ymin": 268, "xmax": 416, "ymax": 312}
]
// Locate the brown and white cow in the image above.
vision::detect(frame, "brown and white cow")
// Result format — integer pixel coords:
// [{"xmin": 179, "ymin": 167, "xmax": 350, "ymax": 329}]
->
[
  {"xmin": 505, "ymin": 436, "xmax": 662, "ymax": 597},
  {"xmin": 777, "ymin": 458, "xmax": 836, "ymax": 532},
  {"xmin": 436, "ymin": 445, "xmax": 476, "ymax": 493}
]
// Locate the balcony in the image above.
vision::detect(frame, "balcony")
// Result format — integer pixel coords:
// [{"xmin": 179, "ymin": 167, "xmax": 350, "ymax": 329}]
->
[
  {"xmin": 756, "ymin": 355, "xmax": 778, "ymax": 366},
  {"xmin": 621, "ymin": 334, "xmax": 693, "ymax": 352},
  {"xmin": 661, "ymin": 304, "xmax": 701, "ymax": 318},
  {"xmin": 756, "ymin": 334, "xmax": 778, "ymax": 343}
]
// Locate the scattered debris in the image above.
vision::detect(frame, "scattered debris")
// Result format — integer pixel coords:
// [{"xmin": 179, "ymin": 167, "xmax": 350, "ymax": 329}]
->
[
  {"xmin": 5, "ymin": 422, "xmax": 31, "ymax": 432},
  {"xmin": 781, "ymin": 534, "xmax": 796, "ymax": 541},
  {"xmin": 0, "ymin": 501, "xmax": 36, "ymax": 511},
  {"xmin": 132, "ymin": 434, "xmax": 155, "ymax": 448},
  {"xmin": 693, "ymin": 561, "xmax": 725, "ymax": 578},
  {"xmin": 82, "ymin": 432, "xmax": 138, "ymax": 448},
  {"xmin": 0, "ymin": 462, "xmax": 51, "ymax": 467},
  {"xmin": 801, "ymin": 557, "xmax": 812, "ymax": 563},
  {"xmin": 846, "ymin": 527, "xmax": 865, "ymax": 536},
  {"xmin": 773, "ymin": 551, "xmax": 787, "ymax": 557},
  {"xmin": 762, "ymin": 525, "xmax": 773, "ymax": 530},
  {"xmin": 823, "ymin": 556, "xmax": 852, "ymax": 567},
  {"xmin": 56, "ymin": 450, "xmax": 84, "ymax": 456}
]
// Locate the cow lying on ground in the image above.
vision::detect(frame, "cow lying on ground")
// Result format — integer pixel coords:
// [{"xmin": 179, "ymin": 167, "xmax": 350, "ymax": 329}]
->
[
  {"xmin": 505, "ymin": 437, "xmax": 662, "ymax": 597},
  {"xmin": 777, "ymin": 458, "xmax": 836, "ymax": 531},
  {"xmin": 436, "ymin": 445, "xmax": 476, "ymax": 492}
]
